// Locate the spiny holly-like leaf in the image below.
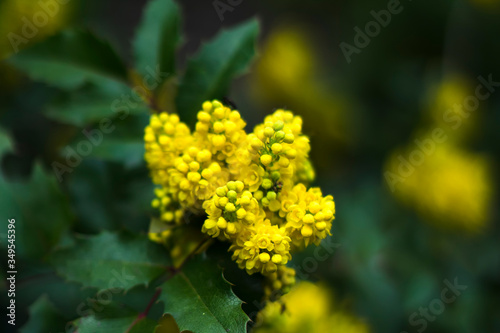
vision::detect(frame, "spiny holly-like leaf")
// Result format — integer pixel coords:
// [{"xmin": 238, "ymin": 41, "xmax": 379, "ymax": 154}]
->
[
  {"xmin": 19, "ymin": 295, "xmax": 68, "ymax": 333},
  {"xmin": 66, "ymin": 113, "xmax": 149, "ymax": 168},
  {"xmin": 72, "ymin": 302, "xmax": 158, "ymax": 333},
  {"xmin": 6, "ymin": 29, "xmax": 150, "ymax": 127},
  {"xmin": 7, "ymin": 29, "xmax": 128, "ymax": 90},
  {"xmin": 50, "ymin": 231, "xmax": 171, "ymax": 291},
  {"xmin": 0, "ymin": 163, "xmax": 73, "ymax": 260},
  {"xmin": 45, "ymin": 82, "xmax": 149, "ymax": 127},
  {"xmin": 133, "ymin": 0, "xmax": 181, "ymax": 79},
  {"xmin": 176, "ymin": 19, "xmax": 259, "ymax": 124},
  {"xmin": 159, "ymin": 255, "xmax": 249, "ymax": 333}
]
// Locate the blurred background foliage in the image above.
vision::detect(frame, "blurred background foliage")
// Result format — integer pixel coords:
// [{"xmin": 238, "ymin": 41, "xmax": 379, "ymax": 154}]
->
[{"xmin": 0, "ymin": 0, "xmax": 499, "ymax": 332}]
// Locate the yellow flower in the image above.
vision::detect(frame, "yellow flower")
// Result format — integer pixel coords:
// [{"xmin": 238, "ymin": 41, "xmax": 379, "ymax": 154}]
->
[
  {"xmin": 145, "ymin": 100, "xmax": 336, "ymax": 295},
  {"xmin": 255, "ymin": 282, "xmax": 370, "ymax": 333},
  {"xmin": 230, "ymin": 219, "xmax": 292, "ymax": 276},
  {"xmin": 385, "ymin": 142, "xmax": 493, "ymax": 232}
]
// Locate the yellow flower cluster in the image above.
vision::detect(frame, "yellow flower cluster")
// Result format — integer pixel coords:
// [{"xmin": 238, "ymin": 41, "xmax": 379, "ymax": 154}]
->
[
  {"xmin": 385, "ymin": 75, "xmax": 494, "ymax": 233},
  {"xmin": 145, "ymin": 100, "xmax": 335, "ymax": 290},
  {"xmin": 254, "ymin": 281, "xmax": 370, "ymax": 333},
  {"xmin": 386, "ymin": 142, "xmax": 493, "ymax": 232}
]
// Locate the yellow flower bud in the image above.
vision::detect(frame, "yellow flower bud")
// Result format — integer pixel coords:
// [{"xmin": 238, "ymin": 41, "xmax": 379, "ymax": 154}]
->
[
  {"xmin": 226, "ymin": 223, "xmax": 236, "ymax": 234},
  {"xmin": 216, "ymin": 186, "xmax": 227, "ymax": 197},
  {"xmin": 267, "ymin": 191, "xmax": 277, "ymax": 201},
  {"xmin": 264, "ymin": 127, "xmax": 274, "ymax": 138},
  {"xmin": 225, "ymin": 202, "xmax": 236, "ymax": 212},
  {"xmin": 273, "ymin": 120, "xmax": 284, "ymax": 131},
  {"xmin": 162, "ymin": 212, "xmax": 174, "ymax": 222},
  {"xmin": 213, "ymin": 121, "xmax": 224, "ymax": 133},
  {"xmin": 150, "ymin": 117, "xmax": 162, "ymax": 129},
  {"xmin": 245, "ymin": 213, "xmax": 255, "ymax": 223},
  {"xmin": 197, "ymin": 111, "xmax": 211, "ymax": 123},
  {"xmin": 164, "ymin": 123, "xmax": 175, "ymax": 135},
  {"xmin": 323, "ymin": 209, "xmax": 334, "ymax": 220},
  {"xmin": 158, "ymin": 135, "xmax": 170, "ymax": 145},
  {"xmin": 213, "ymin": 107, "xmax": 225, "ymax": 119},
  {"xmin": 197, "ymin": 150, "xmax": 212, "ymax": 163},
  {"xmin": 196, "ymin": 122, "xmax": 209, "ymax": 133},
  {"xmin": 272, "ymin": 254, "xmax": 282, "ymax": 264},
  {"xmin": 235, "ymin": 181, "xmax": 244, "ymax": 192},
  {"xmin": 187, "ymin": 172, "xmax": 201, "ymax": 183},
  {"xmin": 314, "ymin": 212, "xmax": 325, "ymax": 221},
  {"xmin": 227, "ymin": 190, "xmax": 237, "ymax": 201},
  {"xmin": 176, "ymin": 162, "xmax": 189, "ymax": 174},
  {"xmin": 240, "ymin": 195, "xmax": 251, "ymax": 205},
  {"xmin": 202, "ymin": 101, "xmax": 212, "ymax": 112},
  {"xmin": 315, "ymin": 222, "xmax": 327, "ymax": 231},
  {"xmin": 271, "ymin": 143, "xmax": 283, "ymax": 154},
  {"xmin": 301, "ymin": 225, "xmax": 313, "ymax": 237},
  {"xmin": 217, "ymin": 217, "xmax": 227, "ymax": 229},
  {"xmin": 271, "ymin": 171, "xmax": 281, "ymax": 181},
  {"xmin": 274, "ymin": 130, "xmax": 285, "ymax": 141},
  {"xmin": 209, "ymin": 162, "xmax": 222, "ymax": 174},
  {"xmin": 262, "ymin": 179, "xmax": 273, "ymax": 189},
  {"xmin": 144, "ymin": 133, "xmax": 155, "ymax": 142},
  {"xmin": 236, "ymin": 208, "xmax": 247, "ymax": 219},
  {"xmin": 309, "ymin": 202, "xmax": 321, "ymax": 214},
  {"xmin": 303, "ymin": 214, "xmax": 315, "ymax": 224},
  {"xmin": 254, "ymin": 191, "xmax": 264, "ymax": 200},
  {"xmin": 259, "ymin": 252, "xmax": 271, "ymax": 263},
  {"xmin": 218, "ymin": 197, "xmax": 229, "ymax": 207},
  {"xmin": 212, "ymin": 135, "xmax": 226, "ymax": 147},
  {"xmin": 227, "ymin": 181, "xmax": 237, "ymax": 191},
  {"xmin": 260, "ymin": 154, "xmax": 273, "ymax": 166},
  {"xmin": 228, "ymin": 109, "xmax": 240, "ymax": 120},
  {"xmin": 284, "ymin": 133, "xmax": 295, "ymax": 144},
  {"xmin": 189, "ymin": 161, "xmax": 200, "ymax": 171},
  {"xmin": 201, "ymin": 168, "xmax": 213, "ymax": 179}
]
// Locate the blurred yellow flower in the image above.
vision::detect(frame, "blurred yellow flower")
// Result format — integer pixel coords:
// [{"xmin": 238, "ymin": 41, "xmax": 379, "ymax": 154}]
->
[
  {"xmin": 253, "ymin": 23, "xmax": 354, "ymax": 149},
  {"xmin": 0, "ymin": 0, "xmax": 73, "ymax": 59},
  {"xmin": 425, "ymin": 75, "xmax": 477, "ymax": 144},
  {"xmin": 254, "ymin": 281, "xmax": 370, "ymax": 333},
  {"xmin": 385, "ymin": 142, "xmax": 493, "ymax": 232}
]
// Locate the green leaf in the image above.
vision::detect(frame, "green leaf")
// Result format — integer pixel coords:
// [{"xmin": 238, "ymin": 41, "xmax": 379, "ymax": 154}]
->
[
  {"xmin": 66, "ymin": 160, "xmax": 154, "ymax": 234},
  {"xmin": 45, "ymin": 81, "xmax": 149, "ymax": 127},
  {"xmin": 7, "ymin": 29, "xmax": 128, "ymax": 90},
  {"xmin": 50, "ymin": 231, "xmax": 170, "ymax": 291},
  {"xmin": 6, "ymin": 29, "xmax": 152, "ymax": 127},
  {"xmin": 73, "ymin": 302, "xmax": 158, "ymax": 333},
  {"xmin": 20, "ymin": 295, "xmax": 67, "ymax": 333},
  {"xmin": 67, "ymin": 113, "xmax": 149, "ymax": 167},
  {"xmin": 133, "ymin": 0, "xmax": 181, "ymax": 78},
  {"xmin": 159, "ymin": 255, "xmax": 249, "ymax": 333},
  {"xmin": 176, "ymin": 19, "xmax": 259, "ymax": 123},
  {"xmin": 14, "ymin": 262, "xmax": 96, "ymax": 321},
  {"xmin": 0, "ymin": 163, "xmax": 73, "ymax": 259}
]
